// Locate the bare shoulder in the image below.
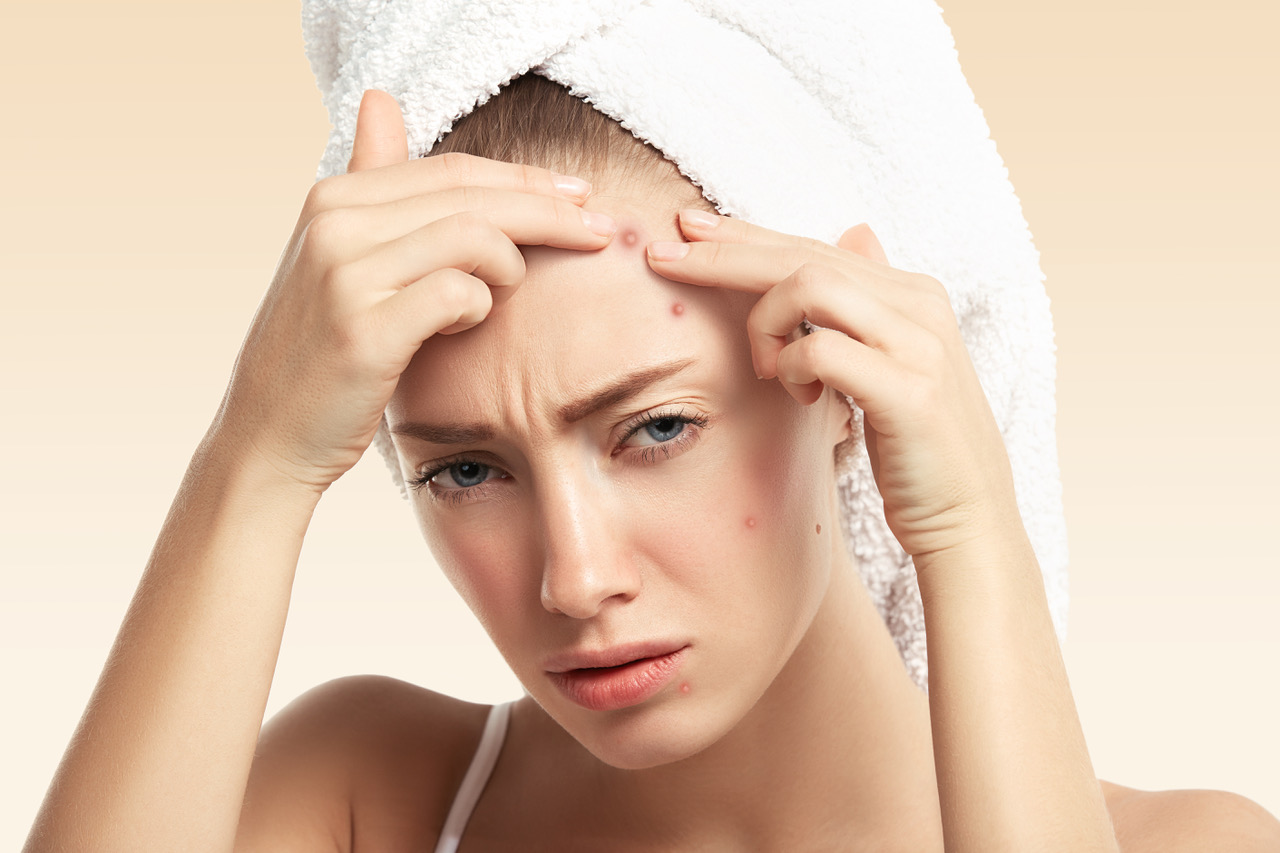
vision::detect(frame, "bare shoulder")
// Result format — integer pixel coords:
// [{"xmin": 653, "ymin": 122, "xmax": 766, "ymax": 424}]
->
[
  {"xmin": 235, "ymin": 674, "xmax": 492, "ymax": 853},
  {"xmin": 1101, "ymin": 779, "xmax": 1280, "ymax": 853}
]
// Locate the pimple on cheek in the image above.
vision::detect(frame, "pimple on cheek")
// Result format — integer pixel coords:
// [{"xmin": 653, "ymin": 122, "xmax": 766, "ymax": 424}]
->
[
  {"xmin": 745, "ymin": 516, "xmax": 757, "ymax": 530},
  {"xmin": 816, "ymin": 523, "xmax": 822, "ymax": 534},
  {"xmin": 671, "ymin": 302, "xmax": 685, "ymax": 317}
]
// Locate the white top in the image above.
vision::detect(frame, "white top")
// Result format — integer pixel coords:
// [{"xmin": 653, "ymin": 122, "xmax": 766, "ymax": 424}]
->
[{"xmin": 432, "ymin": 700, "xmax": 515, "ymax": 853}]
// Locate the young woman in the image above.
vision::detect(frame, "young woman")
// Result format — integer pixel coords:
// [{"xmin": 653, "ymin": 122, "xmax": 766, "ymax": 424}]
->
[{"xmin": 22, "ymin": 73, "xmax": 1280, "ymax": 853}]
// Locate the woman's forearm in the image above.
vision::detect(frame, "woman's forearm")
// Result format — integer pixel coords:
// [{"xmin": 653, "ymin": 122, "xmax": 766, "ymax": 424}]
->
[
  {"xmin": 915, "ymin": 521, "xmax": 1120, "ymax": 853},
  {"xmin": 23, "ymin": 434, "xmax": 323, "ymax": 853}
]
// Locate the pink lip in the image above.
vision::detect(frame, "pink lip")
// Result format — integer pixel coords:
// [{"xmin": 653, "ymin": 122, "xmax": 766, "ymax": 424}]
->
[
  {"xmin": 546, "ymin": 642, "xmax": 689, "ymax": 712},
  {"xmin": 543, "ymin": 639, "xmax": 689, "ymax": 673}
]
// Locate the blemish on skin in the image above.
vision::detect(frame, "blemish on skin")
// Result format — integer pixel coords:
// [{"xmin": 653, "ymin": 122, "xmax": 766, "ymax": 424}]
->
[
  {"xmin": 745, "ymin": 516, "xmax": 757, "ymax": 529},
  {"xmin": 671, "ymin": 302, "xmax": 685, "ymax": 317},
  {"xmin": 621, "ymin": 228, "xmax": 640, "ymax": 247},
  {"xmin": 680, "ymin": 682, "xmax": 691, "ymax": 695},
  {"xmin": 816, "ymin": 524, "xmax": 822, "ymax": 534}
]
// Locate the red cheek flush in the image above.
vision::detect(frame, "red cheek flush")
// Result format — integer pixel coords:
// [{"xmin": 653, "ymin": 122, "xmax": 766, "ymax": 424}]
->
[{"xmin": 671, "ymin": 302, "xmax": 685, "ymax": 317}]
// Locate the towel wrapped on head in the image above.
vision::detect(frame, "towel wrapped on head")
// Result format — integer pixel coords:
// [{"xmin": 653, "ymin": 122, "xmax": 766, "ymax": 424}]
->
[{"xmin": 301, "ymin": 0, "xmax": 1070, "ymax": 693}]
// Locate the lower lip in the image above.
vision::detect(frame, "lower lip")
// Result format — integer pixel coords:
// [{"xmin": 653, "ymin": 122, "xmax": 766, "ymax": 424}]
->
[{"xmin": 549, "ymin": 647, "xmax": 688, "ymax": 712}]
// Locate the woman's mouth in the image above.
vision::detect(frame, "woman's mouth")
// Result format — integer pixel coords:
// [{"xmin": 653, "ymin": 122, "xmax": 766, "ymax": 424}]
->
[{"xmin": 547, "ymin": 645, "xmax": 689, "ymax": 712}]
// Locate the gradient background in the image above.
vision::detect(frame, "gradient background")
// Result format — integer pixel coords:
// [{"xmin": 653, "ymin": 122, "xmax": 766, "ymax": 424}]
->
[{"xmin": 2, "ymin": 1, "xmax": 1276, "ymax": 845}]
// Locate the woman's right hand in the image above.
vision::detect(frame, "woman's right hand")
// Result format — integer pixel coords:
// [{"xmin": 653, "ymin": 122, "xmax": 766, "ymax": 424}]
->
[{"xmin": 209, "ymin": 89, "xmax": 616, "ymax": 493}]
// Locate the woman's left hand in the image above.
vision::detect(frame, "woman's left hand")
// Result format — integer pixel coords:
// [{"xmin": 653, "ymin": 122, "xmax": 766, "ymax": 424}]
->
[{"xmin": 646, "ymin": 209, "xmax": 1022, "ymax": 563}]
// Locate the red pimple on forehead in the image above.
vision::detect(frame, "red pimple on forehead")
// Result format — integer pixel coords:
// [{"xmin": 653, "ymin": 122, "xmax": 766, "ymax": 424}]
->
[
  {"xmin": 745, "ymin": 516, "xmax": 757, "ymax": 529},
  {"xmin": 621, "ymin": 228, "xmax": 640, "ymax": 247},
  {"xmin": 671, "ymin": 302, "xmax": 685, "ymax": 316}
]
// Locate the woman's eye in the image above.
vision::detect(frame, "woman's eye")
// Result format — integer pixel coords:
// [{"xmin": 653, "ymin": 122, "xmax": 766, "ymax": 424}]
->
[
  {"xmin": 632, "ymin": 416, "xmax": 687, "ymax": 446},
  {"xmin": 435, "ymin": 461, "xmax": 497, "ymax": 489},
  {"xmin": 618, "ymin": 410, "xmax": 710, "ymax": 461}
]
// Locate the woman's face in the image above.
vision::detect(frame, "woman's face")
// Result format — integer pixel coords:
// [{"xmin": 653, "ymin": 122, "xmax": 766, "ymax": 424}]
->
[{"xmin": 386, "ymin": 179, "xmax": 848, "ymax": 769}]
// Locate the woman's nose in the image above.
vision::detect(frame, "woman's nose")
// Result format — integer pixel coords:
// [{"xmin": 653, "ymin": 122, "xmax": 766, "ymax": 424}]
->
[{"xmin": 537, "ymin": 473, "xmax": 641, "ymax": 619}]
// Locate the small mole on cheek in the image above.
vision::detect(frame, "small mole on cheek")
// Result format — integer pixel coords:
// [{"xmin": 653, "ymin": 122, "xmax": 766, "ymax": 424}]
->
[
  {"xmin": 816, "ymin": 523, "xmax": 822, "ymax": 535},
  {"xmin": 680, "ymin": 682, "xmax": 691, "ymax": 695},
  {"xmin": 745, "ymin": 516, "xmax": 757, "ymax": 529},
  {"xmin": 671, "ymin": 302, "xmax": 685, "ymax": 317}
]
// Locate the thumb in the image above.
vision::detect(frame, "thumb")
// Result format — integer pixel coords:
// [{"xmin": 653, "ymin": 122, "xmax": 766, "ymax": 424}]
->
[
  {"xmin": 836, "ymin": 223, "xmax": 889, "ymax": 265},
  {"xmin": 347, "ymin": 89, "xmax": 409, "ymax": 173}
]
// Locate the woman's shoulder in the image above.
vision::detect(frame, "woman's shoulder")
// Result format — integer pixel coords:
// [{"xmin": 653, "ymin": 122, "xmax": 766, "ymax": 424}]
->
[
  {"xmin": 235, "ymin": 674, "xmax": 496, "ymax": 853},
  {"xmin": 1100, "ymin": 779, "xmax": 1280, "ymax": 853}
]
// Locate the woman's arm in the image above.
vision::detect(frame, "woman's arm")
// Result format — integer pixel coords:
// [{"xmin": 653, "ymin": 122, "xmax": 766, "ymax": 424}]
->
[
  {"xmin": 22, "ymin": 435, "xmax": 330, "ymax": 853},
  {"xmin": 913, "ymin": 515, "xmax": 1119, "ymax": 852}
]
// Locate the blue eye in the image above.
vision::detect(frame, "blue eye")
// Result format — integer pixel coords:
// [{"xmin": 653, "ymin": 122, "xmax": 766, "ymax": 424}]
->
[
  {"xmin": 619, "ymin": 408, "xmax": 710, "ymax": 460},
  {"xmin": 641, "ymin": 416, "xmax": 685, "ymax": 444},
  {"xmin": 408, "ymin": 458, "xmax": 505, "ymax": 497},
  {"xmin": 443, "ymin": 461, "xmax": 490, "ymax": 488}
]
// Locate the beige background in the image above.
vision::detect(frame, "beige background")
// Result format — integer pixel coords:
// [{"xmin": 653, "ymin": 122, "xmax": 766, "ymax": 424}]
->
[{"xmin": 2, "ymin": 0, "xmax": 1276, "ymax": 845}]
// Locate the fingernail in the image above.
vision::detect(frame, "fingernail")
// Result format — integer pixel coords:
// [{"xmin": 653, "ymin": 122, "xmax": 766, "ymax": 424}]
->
[
  {"xmin": 680, "ymin": 209, "xmax": 719, "ymax": 229},
  {"xmin": 581, "ymin": 210, "xmax": 617, "ymax": 237},
  {"xmin": 647, "ymin": 241, "xmax": 690, "ymax": 261},
  {"xmin": 554, "ymin": 174, "xmax": 592, "ymax": 199}
]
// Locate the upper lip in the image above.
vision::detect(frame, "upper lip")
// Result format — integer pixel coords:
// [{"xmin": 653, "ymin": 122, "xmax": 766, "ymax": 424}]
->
[{"xmin": 543, "ymin": 639, "xmax": 690, "ymax": 673}]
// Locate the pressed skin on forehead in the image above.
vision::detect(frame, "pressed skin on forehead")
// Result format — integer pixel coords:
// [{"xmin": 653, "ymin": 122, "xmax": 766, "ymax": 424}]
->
[{"xmin": 386, "ymin": 185, "xmax": 752, "ymax": 437}]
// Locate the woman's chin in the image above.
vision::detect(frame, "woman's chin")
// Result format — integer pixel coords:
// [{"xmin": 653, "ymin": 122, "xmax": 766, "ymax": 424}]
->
[{"xmin": 547, "ymin": 699, "xmax": 729, "ymax": 771}]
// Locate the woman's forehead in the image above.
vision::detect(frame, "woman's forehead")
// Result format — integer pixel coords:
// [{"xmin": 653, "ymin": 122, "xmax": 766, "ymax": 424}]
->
[{"xmin": 389, "ymin": 196, "xmax": 749, "ymax": 431}]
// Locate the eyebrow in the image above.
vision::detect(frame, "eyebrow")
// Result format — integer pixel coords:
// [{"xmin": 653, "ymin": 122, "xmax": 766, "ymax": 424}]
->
[{"xmin": 390, "ymin": 357, "xmax": 698, "ymax": 446}]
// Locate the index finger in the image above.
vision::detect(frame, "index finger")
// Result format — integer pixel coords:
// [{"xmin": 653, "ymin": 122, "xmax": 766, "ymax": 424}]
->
[
  {"xmin": 644, "ymin": 210, "xmax": 909, "ymax": 293},
  {"xmin": 315, "ymin": 151, "xmax": 593, "ymax": 211}
]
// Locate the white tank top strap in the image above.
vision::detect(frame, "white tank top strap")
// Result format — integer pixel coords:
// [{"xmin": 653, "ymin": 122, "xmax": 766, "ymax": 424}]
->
[{"xmin": 432, "ymin": 700, "xmax": 516, "ymax": 853}]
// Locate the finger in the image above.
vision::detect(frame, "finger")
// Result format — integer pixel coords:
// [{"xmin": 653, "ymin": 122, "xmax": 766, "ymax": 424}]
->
[
  {"xmin": 342, "ymin": 212, "xmax": 528, "ymax": 304},
  {"xmin": 836, "ymin": 223, "xmax": 889, "ymax": 264},
  {"xmin": 646, "ymin": 230, "xmax": 913, "ymax": 296},
  {"xmin": 774, "ymin": 328, "xmax": 906, "ymax": 412},
  {"xmin": 347, "ymin": 89, "xmax": 409, "ymax": 173},
  {"xmin": 359, "ymin": 185, "xmax": 617, "ymax": 251},
  {"xmin": 321, "ymin": 150, "xmax": 592, "ymax": 211},
  {"xmin": 747, "ymin": 263, "xmax": 930, "ymax": 379},
  {"xmin": 373, "ymin": 267, "xmax": 496, "ymax": 348},
  {"xmin": 672, "ymin": 209, "xmax": 909, "ymax": 278}
]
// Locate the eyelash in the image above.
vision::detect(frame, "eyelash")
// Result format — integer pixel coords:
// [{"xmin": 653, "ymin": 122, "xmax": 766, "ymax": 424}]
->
[{"xmin": 406, "ymin": 407, "xmax": 711, "ymax": 506}]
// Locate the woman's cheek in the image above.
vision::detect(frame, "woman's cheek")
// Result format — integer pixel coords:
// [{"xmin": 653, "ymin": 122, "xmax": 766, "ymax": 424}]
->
[{"xmin": 424, "ymin": 513, "xmax": 530, "ymax": 631}]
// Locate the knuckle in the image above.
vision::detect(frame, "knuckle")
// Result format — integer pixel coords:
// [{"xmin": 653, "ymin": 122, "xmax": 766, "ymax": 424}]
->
[
  {"xmin": 702, "ymin": 239, "xmax": 733, "ymax": 275},
  {"xmin": 433, "ymin": 268, "xmax": 476, "ymax": 312},
  {"xmin": 916, "ymin": 328, "xmax": 948, "ymax": 368},
  {"xmin": 918, "ymin": 279, "xmax": 958, "ymax": 328},
  {"xmin": 301, "ymin": 208, "xmax": 356, "ymax": 261},
  {"xmin": 787, "ymin": 261, "xmax": 836, "ymax": 306},
  {"xmin": 515, "ymin": 161, "xmax": 544, "ymax": 193},
  {"xmin": 802, "ymin": 328, "xmax": 842, "ymax": 368},
  {"xmin": 448, "ymin": 209, "xmax": 498, "ymax": 245},
  {"xmin": 302, "ymin": 175, "xmax": 342, "ymax": 218},
  {"xmin": 436, "ymin": 151, "xmax": 477, "ymax": 185},
  {"xmin": 453, "ymin": 183, "xmax": 486, "ymax": 213}
]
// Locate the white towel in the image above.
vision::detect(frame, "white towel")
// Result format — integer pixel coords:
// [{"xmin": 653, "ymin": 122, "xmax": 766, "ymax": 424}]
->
[{"xmin": 301, "ymin": 0, "xmax": 1069, "ymax": 693}]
